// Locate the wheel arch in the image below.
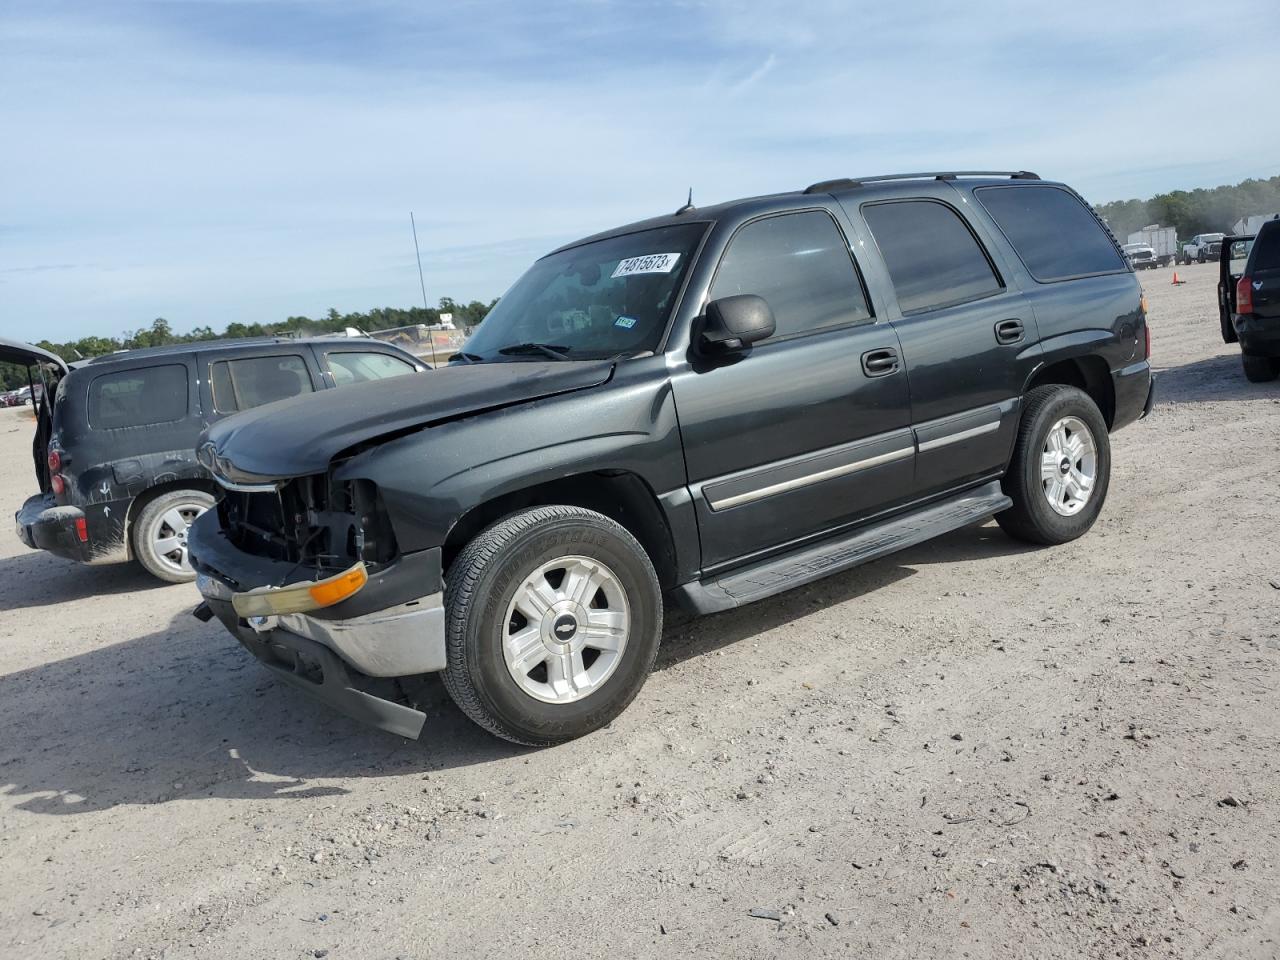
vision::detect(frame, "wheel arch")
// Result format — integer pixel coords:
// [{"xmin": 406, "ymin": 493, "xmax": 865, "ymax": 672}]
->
[
  {"xmin": 1024, "ymin": 355, "xmax": 1116, "ymax": 429},
  {"xmin": 124, "ymin": 477, "xmax": 219, "ymax": 558},
  {"xmin": 441, "ymin": 471, "xmax": 679, "ymax": 589}
]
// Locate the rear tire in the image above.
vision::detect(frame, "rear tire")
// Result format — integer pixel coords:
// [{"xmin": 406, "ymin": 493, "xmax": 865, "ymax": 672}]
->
[
  {"xmin": 442, "ymin": 505, "xmax": 662, "ymax": 745},
  {"xmin": 997, "ymin": 386, "xmax": 1111, "ymax": 546},
  {"xmin": 1242, "ymin": 352, "xmax": 1279, "ymax": 383},
  {"xmin": 132, "ymin": 489, "xmax": 214, "ymax": 583}
]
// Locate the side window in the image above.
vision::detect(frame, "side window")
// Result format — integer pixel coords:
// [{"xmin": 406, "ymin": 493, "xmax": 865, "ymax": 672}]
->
[
  {"xmin": 975, "ymin": 185, "xmax": 1126, "ymax": 281},
  {"xmin": 210, "ymin": 355, "xmax": 313, "ymax": 413},
  {"xmin": 326, "ymin": 351, "xmax": 418, "ymax": 387},
  {"xmin": 88, "ymin": 364, "xmax": 188, "ymax": 430},
  {"xmin": 862, "ymin": 200, "xmax": 1003, "ymax": 315},
  {"xmin": 710, "ymin": 210, "xmax": 871, "ymax": 340}
]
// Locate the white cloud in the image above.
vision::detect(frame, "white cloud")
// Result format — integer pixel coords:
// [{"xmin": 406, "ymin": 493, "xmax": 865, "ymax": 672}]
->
[{"xmin": 1, "ymin": 0, "xmax": 1277, "ymax": 340}]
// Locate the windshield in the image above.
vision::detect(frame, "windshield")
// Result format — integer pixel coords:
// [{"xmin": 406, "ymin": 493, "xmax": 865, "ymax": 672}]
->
[{"xmin": 461, "ymin": 223, "xmax": 708, "ymax": 361}]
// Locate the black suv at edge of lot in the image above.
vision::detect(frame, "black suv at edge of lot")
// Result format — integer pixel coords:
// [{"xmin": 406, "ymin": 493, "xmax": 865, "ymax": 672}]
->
[
  {"xmin": 189, "ymin": 170, "xmax": 1156, "ymax": 745},
  {"xmin": 10, "ymin": 336, "xmax": 426, "ymax": 582},
  {"xmin": 1217, "ymin": 217, "xmax": 1280, "ymax": 382}
]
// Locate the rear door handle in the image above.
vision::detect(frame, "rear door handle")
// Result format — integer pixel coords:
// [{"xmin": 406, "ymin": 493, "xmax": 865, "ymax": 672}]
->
[
  {"xmin": 995, "ymin": 319, "xmax": 1024, "ymax": 345},
  {"xmin": 861, "ymin": 347, "xmax": 900, "ymax": 377}
]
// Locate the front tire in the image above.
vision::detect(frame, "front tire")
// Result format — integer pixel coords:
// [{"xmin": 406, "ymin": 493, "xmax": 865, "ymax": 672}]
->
[
  {"xmin": 1242, "ymin": 352, "xmax": 1279, "ymax": 383},
  {"xmin": 442, "ymin": 506, "xmax": 662, "ymax": 745},
  {"xmin": 131, "ymin": 489, "xmax": 215, "ymax": 583},
  {"xmin": 997, "ymin": 386, "xmax": 1111, "ymax": 546}
]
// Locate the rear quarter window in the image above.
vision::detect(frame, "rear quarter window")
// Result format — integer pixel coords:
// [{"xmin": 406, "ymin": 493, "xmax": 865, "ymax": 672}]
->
[
  {"xmin": 975, "ymin": 185, "xmax": 1126, "ymax": 282},
  {"xmin": 88, "ymin": 364, "xmax": 188, "ymax": 430},
  {"xmin": 1251, "ymin": 224, "xmax": 1280, "ymax": 273}
]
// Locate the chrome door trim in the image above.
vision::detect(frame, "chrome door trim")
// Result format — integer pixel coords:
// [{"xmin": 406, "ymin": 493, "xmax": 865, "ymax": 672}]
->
[
  {"xmin": 916, "ymin": 419, "xmax": 1001, "ymax": 452},
  {"xmin": 706, "ymin": 443, "xmax": 913, "ymax": 511}
]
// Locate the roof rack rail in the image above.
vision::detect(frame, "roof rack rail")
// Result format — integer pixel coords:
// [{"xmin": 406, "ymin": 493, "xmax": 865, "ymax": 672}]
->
[{"xmin": 802, "ymin": 170, "xmax": 1040, "ymax": 194}]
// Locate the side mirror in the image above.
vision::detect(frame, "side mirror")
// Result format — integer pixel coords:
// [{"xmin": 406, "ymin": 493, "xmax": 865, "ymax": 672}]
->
[{"xmin": 698, "ymin": 295, "xmax": 775, "ymax": 354}]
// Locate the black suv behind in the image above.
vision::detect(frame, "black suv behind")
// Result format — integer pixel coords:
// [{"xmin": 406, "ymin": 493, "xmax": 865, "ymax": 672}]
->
[
  {"xmin": 1218, "ymin": 216, "xmax": 1280, "ymax": 382},
  {"xmin": 191, "ymin": 171, "xmax": 1155, "ymax": 745},
  {"xmin": 14, "ymin": 336, "xmax": 425, "ymax": 582}
]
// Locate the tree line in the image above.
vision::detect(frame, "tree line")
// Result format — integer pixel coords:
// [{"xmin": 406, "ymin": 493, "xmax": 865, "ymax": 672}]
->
[
  {"xmin": 1095, "ymin": 174, "xmax": 1280, "ymax": 243},
  {"xmin": 1, "ymin": 298, "xmax": 494, "ymax": 391}
]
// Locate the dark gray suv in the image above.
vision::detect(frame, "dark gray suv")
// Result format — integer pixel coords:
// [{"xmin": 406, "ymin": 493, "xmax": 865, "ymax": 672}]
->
[
  {"xmin": 13, "ymin": 336, "xmax": 425, "ymax": 582},
  {"xmin": 191, "ymin": 171, "xmax": 1155, "ymax": 744}
]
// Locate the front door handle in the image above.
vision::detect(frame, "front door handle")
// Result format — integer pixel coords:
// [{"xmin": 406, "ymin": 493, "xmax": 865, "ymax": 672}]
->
[
  {"xmin": 995, "ymin": 318, "xmax": 1025, "ymax": 345},
  {"xmin": 861, "ymin": 347, "xmax": 900, "ymax": 377}
]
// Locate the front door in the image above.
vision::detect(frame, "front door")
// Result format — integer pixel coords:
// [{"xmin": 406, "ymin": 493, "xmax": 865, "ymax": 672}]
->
[{"xmin": 670, "ymin": 208, "xmax": 914, "ymax": 571}]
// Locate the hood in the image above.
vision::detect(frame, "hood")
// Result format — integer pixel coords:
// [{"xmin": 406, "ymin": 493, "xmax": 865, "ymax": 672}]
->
[
  {"xmin": 0, "ymin": 337, "xmax": 69, "ymax": 375},
  {"xmin": 203, "ymin": 359, "xmax": 614, "ymax": 481}
]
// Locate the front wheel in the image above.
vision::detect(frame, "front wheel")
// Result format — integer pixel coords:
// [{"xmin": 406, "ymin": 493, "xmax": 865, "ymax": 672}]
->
[
  {"xmin": 442, "ymin": 506, "xmax": 662, "ymax": 745},
  {"xmin": 997, "ymin": 386, "xmax": 1111, "ymax": 546}
]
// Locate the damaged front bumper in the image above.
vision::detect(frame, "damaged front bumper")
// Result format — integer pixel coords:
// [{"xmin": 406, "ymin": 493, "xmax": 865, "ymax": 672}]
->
[{"xmin": 189, "ymin": 511, "xmax": 447, "ymax": 740}]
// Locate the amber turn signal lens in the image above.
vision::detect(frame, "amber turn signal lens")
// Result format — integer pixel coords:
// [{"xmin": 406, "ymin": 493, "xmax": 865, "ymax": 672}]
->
[{"xmin": 308, "ymin": 564, "xmax": 369, "ymax": 608}]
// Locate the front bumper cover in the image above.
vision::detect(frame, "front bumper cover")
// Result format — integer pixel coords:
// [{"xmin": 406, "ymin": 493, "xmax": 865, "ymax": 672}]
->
[{"xmin": 190, "ymin": 510, "xmax": 447, "ymax": 739}]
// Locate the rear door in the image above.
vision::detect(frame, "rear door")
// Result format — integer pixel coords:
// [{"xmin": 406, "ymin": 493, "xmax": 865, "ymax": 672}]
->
[
  {"xmin": 198, "ymin": 346, "xmax": 325, "ymax": 423},
  {"xmin": 847, "ymin": 190, "xmax": 1036, "ymax": 500},
  {"xmin": 669, "ymin": 207, "xmax": 914, "ymax": 570}
]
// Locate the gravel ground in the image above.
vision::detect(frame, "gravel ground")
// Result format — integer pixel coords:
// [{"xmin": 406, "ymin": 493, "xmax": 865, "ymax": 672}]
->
[{"xmin": 1, "ymin": 259, "xmax": 1277, "ymax": 960}]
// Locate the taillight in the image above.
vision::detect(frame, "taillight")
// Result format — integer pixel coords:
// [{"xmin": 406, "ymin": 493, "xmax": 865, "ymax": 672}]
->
[
  {"xmin": 47, "ymin": 449, "xmax": 61, "ymax": 472},
  {"xmin": 74, "ymin": 517, "xmax": 88, "ymax": 542},
  {"xmin": 50, "ymin": 474, "xmax": 66, "ymax": 496},
  {"xmin": 1236, "ymin": 275, "xmax": 1253, "ymax": 315}
]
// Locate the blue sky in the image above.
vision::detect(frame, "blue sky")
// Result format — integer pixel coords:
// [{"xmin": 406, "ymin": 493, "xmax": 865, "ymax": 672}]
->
[{"xmin": 2, "ymin": 0, "xmax": 1277, "ymax": 342}]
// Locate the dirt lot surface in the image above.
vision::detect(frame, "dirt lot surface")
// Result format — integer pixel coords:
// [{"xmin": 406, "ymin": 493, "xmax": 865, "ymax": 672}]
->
[{"xmin": 2, "ymin": 260, "xmax": 1278, "ymax": 960}]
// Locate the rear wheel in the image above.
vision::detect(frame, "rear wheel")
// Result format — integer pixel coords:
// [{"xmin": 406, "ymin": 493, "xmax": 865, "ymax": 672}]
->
[
  {"xmin": 442, "ymin": 506, "xmax": 662, "ymax": 745},
  {"xmin": 997, "ymin": 386, "xmax": 1111, "ymax": 546},
  {"xmin": 132, "ymin": 489, "xmax": 215, "ymax": 583},
  {"xmin": 1242, "ymin": 352, "xmax": 1279, "ymax": 383}
]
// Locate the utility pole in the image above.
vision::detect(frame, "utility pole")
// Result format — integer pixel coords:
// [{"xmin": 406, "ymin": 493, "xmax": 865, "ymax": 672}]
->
[{"xmin": 410, "ymin": 211, "xmax": 439, "ymax": 366}]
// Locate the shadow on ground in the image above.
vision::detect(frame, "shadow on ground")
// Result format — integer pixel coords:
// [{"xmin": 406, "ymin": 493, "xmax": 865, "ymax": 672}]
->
[
  {"xmin": 0, "ymin": 551, "xmax": 165, "ymax": 612},
  {"xmin": 1153, "ymin": 353, "xmax": 1280, "ymax": 405},
  {"xmin": 1, "ymin": 521, "xmax": 1031, "ymax": 816}
]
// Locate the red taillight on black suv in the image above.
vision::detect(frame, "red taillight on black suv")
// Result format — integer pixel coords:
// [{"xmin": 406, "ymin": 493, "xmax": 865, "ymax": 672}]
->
[
  {"xmin": 50, "ymin": 473, "xmax": 66, "ymax": 496},
  {"xmin": 1237, "ymin": 275, "xmax": 1254, "ymax": 315},
  {"xmin": 48, "ymin": 448, "xmax": 61, "ymax": 473}
]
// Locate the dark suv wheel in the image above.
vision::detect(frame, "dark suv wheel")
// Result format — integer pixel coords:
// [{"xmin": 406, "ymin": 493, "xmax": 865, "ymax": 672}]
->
[
  {"xmin": 996, "ymin": 386, "xmax": 1111, "ymax": 546},
  {"xmin": 1242, "ymin": 352, "xmax": 1279, "ymax": 383},
  {"xmin": 442, "ymin": 506, "xmax": 662, "ymax": 745}
]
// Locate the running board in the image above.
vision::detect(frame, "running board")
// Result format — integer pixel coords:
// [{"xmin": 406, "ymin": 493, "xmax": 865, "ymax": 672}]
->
[{"xmin": 674, "ymin": 480, "xmax": 1011, "ymax": 614}]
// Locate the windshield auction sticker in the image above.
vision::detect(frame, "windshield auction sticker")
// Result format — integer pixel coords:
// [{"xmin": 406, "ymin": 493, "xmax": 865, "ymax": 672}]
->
[{"xmin": 611, "ymin": 253, "xmax": 680, "ymax": 278}]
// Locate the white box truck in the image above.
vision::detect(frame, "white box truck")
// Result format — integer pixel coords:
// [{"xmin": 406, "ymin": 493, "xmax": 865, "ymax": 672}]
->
[{"xmin": 1127, "ymin": 225, "xmax": 1177, "ymax": 267}]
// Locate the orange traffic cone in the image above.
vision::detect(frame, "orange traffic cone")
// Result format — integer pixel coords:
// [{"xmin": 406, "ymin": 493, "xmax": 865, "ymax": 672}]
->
[{"xmin": 1171, "ymin": 271, "xmax": 1186, "ymax": 285}]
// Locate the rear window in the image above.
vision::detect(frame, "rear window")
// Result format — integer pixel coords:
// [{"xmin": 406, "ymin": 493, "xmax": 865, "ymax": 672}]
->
[
  {"xmin": 88, "ymin": 364, "xmax": 188, "ymax": 430},
  {"xmin": 326, "ymin": 351, "xmax": 418, "ymax": 386},
  {"xmin": 1252, "ymin": 225, "xmax": 1280, "ymax": 272},
  {"xmin": 976, "ymin": 185, "xmax": 1126, "ymax": 281},
  {"xmin": 211, "ymin": 355, "xmax": 313, "ymax": 413}
]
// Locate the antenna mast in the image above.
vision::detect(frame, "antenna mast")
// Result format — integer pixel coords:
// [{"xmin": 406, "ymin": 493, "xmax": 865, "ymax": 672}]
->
[{"xmin": 410, "ymin": 211, "xmax": 439, "ymax": 367}]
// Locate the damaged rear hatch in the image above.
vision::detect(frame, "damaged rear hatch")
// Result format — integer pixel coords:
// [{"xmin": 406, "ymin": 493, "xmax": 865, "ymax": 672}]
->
[{"xmin": 1, "ymin": 337, "xmax": 70, "ymax": 493}]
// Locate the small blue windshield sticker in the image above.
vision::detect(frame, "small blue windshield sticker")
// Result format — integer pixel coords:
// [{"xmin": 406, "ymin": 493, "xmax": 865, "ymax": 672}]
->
[{"xmin": 615, "ymin": 315, "xmax": 638, "ymax": 329}]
